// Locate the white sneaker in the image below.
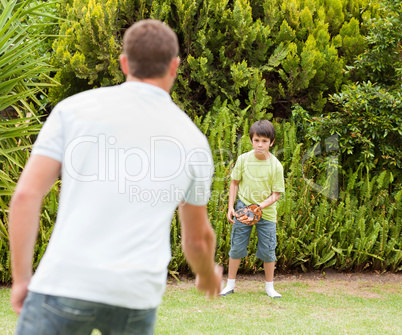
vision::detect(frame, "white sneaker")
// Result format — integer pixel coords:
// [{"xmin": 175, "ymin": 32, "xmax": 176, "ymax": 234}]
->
[
  {"xmin": 219, "ymin": 285, "xmax": 235, "ymax": 297},
  {"xmin": 266, "ymin": 287, "xmax": 282, "ymax": 298}
]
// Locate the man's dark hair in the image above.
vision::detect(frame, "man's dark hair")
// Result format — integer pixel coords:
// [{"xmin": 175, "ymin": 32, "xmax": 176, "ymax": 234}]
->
[
  {"xmin": 249, "ymin": 120, "xmax": 276, "ymax": 142},
  {"xmin": 123, "ymin": 19, "xmax": 179, "ymax": 79}
]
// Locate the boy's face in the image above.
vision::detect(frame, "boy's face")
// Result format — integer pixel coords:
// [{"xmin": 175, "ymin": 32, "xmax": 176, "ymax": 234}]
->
[{"xmin": 251, "ymin": 134, "xmax": 274, "ymax": 159}]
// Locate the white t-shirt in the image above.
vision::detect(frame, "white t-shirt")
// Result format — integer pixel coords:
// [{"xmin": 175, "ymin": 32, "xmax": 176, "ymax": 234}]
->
[{"xmin": 28, "ymin": 82, "xmax": 213, "ymax": 309}]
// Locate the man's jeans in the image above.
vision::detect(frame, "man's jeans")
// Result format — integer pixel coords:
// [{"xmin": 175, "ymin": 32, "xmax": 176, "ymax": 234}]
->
[{"xmin": 15, "ymin": 292, "xmax": 157, "ymax": 335}]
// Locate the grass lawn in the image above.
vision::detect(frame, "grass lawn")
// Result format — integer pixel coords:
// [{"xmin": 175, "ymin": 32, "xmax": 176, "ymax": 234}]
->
[
  {"xmin": 1, "ymin": 272, "xmax": 401, "ymax": 334},
  {"xmin": 0, "ymin": 286, "xmax": 17, "ymax": 335}
]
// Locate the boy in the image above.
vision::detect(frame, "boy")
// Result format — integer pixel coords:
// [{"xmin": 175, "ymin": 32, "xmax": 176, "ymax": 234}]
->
[{"xmin": 220, "ymin": 120, "xmax": 285, "ymax": 298}]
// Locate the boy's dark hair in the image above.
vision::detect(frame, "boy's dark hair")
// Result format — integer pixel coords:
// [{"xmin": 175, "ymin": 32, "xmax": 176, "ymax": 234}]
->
[
  {"xmin": 249, "ymin": 120, "xmax": 276, "ymax": 142},
  {"xmin": 123, "ymin": 19, "xmax": 179, "ymax": 79}
]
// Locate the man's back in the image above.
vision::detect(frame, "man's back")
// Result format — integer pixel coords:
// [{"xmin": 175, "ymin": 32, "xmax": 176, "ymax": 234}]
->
[{"xmin": 29, "ymin": 82, "xmax": 213, "ymax": 309}]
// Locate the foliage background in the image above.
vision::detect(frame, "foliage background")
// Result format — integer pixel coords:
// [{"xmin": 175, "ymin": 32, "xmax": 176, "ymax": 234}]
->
[{"xmin": 0, "ymin": 0, "xmax": 401, "ymax": 282}]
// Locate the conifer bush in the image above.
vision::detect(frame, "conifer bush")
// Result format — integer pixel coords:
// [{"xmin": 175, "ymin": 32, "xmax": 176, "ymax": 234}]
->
[
  {"xmin": 294, "ymin": 0, "xmax": 402, "ymax": 178},
  {"xmin": 50, "ymin": 0, "xmax": 377, "ymax": 117}
]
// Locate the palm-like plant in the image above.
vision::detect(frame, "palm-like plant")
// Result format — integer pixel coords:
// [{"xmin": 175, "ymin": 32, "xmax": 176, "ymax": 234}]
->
[
  {"xmin": 0, "ymin": 0, "xmax": 59, "ymax": 114},
  {"xmin": 0, "ymin": 0, "xmax": 60, "ymax": 190},
  {"xmin": 0, "ymin": 0, "xmax": 60, "ymax": 281}
]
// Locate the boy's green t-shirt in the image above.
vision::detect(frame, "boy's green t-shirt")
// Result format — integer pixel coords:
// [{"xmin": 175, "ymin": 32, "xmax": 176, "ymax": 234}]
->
[{"xmin": 231, "ymin": 150, "xmax": 285, "ymax": 222}]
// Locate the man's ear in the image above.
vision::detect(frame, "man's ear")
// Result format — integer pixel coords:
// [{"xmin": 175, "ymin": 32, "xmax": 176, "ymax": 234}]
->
[
  {"xmin": 119, "ymin": 54, "xmax": 129, "ymax": 76},
  {"xmin": 270, "ymin": 139, "xmax": 275, "ymax": 147},
  {"xmin": 169, "ymin": 56, "xmax": 180, "ymax": 78}
]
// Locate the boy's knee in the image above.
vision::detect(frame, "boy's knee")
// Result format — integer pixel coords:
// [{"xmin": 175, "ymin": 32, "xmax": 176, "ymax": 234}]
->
[
  {"xmin": 256, "ymin": 250, "xmax": 276, "ymax": 263},
  {"xmin": 229, "ymin": 224, "xmax": 251, "ymax": 259},
  {"xmin": 256, "ymin": 235, "xmax": 276, "ymax": 262},
  {"xmin": 229, "ymin": 246, "xmax": 248, "ymax": 260}
]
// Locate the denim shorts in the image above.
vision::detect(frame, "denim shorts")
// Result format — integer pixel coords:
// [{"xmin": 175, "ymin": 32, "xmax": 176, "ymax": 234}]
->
[
  {"xmin": 15, "ymin": 292, "xmax": 157, "ymax": 335},
  {"xmin": 229, "ymin": 200, "xmax": 277, "ymax": 263}
]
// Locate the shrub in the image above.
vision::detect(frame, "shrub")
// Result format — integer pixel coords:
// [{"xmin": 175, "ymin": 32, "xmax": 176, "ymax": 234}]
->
[
  {"xmin": 50, "ymin": 0, "xmax": 378, "ymax": 117},
  {"xmin": 293, "ymin": 0, "xmax": 402, "ymax": 179}
]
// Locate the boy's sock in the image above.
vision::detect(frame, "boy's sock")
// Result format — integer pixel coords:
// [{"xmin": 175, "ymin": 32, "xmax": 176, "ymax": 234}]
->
[
  {"xmin": 266, "ymin": 281, "xmax": 282, "ymax": 298},
  {"xmin": 219, "ymin": 279, "xmax": 236, "ymax": 296}
]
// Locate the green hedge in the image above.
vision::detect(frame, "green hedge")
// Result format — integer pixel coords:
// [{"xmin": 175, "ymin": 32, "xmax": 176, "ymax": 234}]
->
[
  {"xmin": 1, "ymin": 0, "xmax": 402, "ymax": 283},
  {"xmin": 50, "ymin": 0, "xmax": 379, "ymax": 116},
  {"xmin": 168, "ymin": 108, "xmax": 402, "ymax": 274},
  {"xmin": 1, "ymin": 112, "xmax": 401, "ymax": 284}
]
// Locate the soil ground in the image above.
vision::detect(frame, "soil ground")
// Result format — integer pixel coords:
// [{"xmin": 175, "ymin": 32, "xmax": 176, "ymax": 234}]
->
[
  {"xmin": 173, "ymin": 269, "xmax": 402, "ymax": 284},
  {"xmin": 169, "ymin": 270, "xmax": 402, "ymax": 297}
]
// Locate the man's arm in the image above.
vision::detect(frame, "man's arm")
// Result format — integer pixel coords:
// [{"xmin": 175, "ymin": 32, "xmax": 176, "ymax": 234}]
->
[
  {"xmin": 259, "ymin": 191, "xmax": 281, "ymax": 210},
  {"xmin": 178, "ymin": 202, "xmax": 222, "ymax": 298},
  {"xmin": 9, "ymin": 155, "xmax": 61, "ymax": 314},
  {"xmin": 227, "ymin": 179, "xmax": 240, "ymax": 223}
]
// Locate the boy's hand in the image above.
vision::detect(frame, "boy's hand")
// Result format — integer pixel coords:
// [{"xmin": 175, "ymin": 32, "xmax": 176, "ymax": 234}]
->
[
  {"xmin": 227, "ymin": 207, "xmax": 235, "ymax": 223},
  {"xmin": 234, "ymin": 204, "xmax": 262, "ymax": 226}
]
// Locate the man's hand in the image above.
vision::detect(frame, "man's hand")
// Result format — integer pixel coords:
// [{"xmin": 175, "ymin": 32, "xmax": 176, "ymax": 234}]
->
[
  {"xmin": 9, "ymin": 155, "xmax": 61, "ymax": 316},
  {"xmin": 178, "ymin": 202, "xmax": 222, "ymax": 299},
  {"xmin": 10, "ymin": 280, "xmax": 30, "ymax": 315},
  {"xmin": 195, "ymin": 264, "xmax": 223, "ymax": 298},
  {"xmin": 227, "ymin": 207, "xmax": 235, "ymax": 223}
]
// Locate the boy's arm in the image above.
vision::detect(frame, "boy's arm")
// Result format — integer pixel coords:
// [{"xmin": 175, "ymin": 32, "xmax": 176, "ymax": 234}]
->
[
  {"xmin": 178, "ymin": 202, "xmax": 222, "ymax": 298},
  {"xmin": 227, "ymin": 179, "xmax": 240, "ymax": 223},
  {"xmin": 259, "ymin": 191, "xmax": 281, "ymax": 210},
  {"xmin": 9, "ymin": 155, "xmax": 61, "ymax": 314}
]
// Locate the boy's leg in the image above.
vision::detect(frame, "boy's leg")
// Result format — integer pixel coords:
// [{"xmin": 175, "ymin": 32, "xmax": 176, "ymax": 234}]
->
[
  {"xmin": 219, "ymin": 258, "xmax": 241, "ymax": 296},
  {"xmin": 264, "ymin": 261, "xmax": 275, "ymax": 282},
  {"xmin": 264, "ymin": 261, "xmax": 281, "ymax": 298},
  {"xmin": 255, "ymin": 219, "xmax": 281, "ymax": 298},
  {"xmin": 228, "ymin": 257, "xmax": 242, "ymax": 279},
  {"xmin": 220, "ymin": 219, "xmax": 252, "ymax": 296}
]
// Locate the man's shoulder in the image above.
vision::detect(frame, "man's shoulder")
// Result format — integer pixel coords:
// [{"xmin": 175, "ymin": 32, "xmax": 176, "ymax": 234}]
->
[
  {"xmin": 53, "ymin": 87, "xmax": 120, "ymax": 116},
  {"xmin": 171, "ymin": 109, "xmax": 210, "ymax": 148},
  {"xmin": 58, "ymin": 86, "xmax": 119, "ymax": 106}
]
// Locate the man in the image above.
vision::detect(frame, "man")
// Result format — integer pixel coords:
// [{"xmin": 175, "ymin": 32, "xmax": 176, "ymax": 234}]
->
[{"xmin": 9, "ymin": 19, "xmax": 222, "ymax": 334}]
